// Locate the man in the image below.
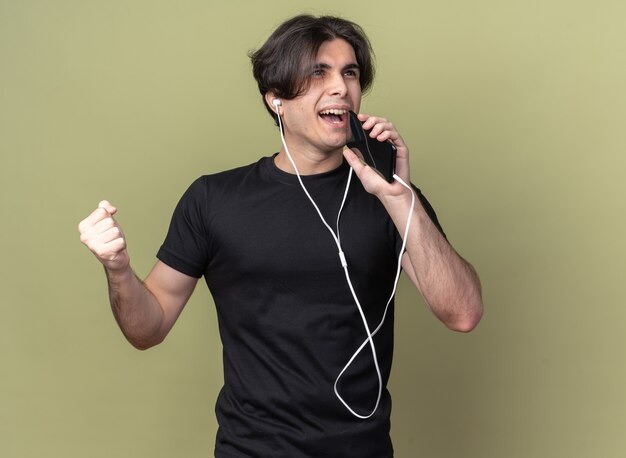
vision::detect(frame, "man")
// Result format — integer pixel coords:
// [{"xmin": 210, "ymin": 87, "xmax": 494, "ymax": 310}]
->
[{"xmin": 79, "ymin": 14, "xmax": 482, "ymax": 458}]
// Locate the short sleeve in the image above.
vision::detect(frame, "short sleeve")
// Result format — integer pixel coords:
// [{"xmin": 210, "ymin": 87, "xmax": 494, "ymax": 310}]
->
[{"xmin": 157, "ymin": 177, "xmax": 210, "ymax": 278}]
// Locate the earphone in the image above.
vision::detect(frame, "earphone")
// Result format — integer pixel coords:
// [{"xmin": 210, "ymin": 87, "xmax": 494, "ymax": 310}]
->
[{"xmin": 273, "ymin": 104, "xmax": 416, "ymax": 419}]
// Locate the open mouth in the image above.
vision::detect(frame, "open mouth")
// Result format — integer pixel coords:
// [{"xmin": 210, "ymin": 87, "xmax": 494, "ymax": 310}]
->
[{"xmin": 319, "ymin": 108, "xmax": 348, "ymax": 126}]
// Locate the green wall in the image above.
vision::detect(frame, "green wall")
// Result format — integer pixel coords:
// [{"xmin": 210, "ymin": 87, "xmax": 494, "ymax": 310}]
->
[{"xmin": 2, "ymin": 1, "xmax": 625, "ymax": 456}]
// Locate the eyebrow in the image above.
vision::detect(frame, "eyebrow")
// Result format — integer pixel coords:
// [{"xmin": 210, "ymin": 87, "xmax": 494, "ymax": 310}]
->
[{"xmin": 313, "ymin": 62, "xmax": 361, "ymax": 72}]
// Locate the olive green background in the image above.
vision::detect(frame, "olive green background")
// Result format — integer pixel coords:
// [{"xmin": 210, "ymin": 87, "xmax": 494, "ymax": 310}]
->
[{"xmin": 2, "ymin": 1, "xmax": 625, "ymax": 457}]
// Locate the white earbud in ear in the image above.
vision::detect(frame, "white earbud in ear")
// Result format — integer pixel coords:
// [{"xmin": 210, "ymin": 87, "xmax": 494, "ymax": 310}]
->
[{"xmin": 272, "ymin": 99, "xmax": 281, "ymax": 112}]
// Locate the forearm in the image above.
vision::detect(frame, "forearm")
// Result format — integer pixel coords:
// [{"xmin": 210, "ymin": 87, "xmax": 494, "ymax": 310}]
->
[
  {"xmin": 383, "ymin": 190, "xmax": 483, "ymax": 331},
  {"xmin": 105, "ymin": 265, "xmax": 166, "ymax": 349},
  {"xmin": 340, "ymin": 118, "xmax": 482, "ymax": 330},
  {"xmin": 79, "ymin": 201, "xmax": 184, "ymax": 348}
]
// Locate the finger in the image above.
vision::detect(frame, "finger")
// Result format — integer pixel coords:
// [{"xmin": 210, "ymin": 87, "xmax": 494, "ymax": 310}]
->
[
  {"xmin": 86, "ymin": 220, "xmax": 126, "ymax": 255},
  {"xmin": 371, "ymin": 125, "xmax": 408, "ymax": 151},
  {"xmin": 97, "ymin": 226, "xmax": 124, "ymax": 245},
  {"xmin": 343, "ymin": 148, "xmax": 367, "ymax": 173},
  {"xmin": 374, "ymin": 129, "xmax": 400, "ymax": 143},
  {"xmin": 360, "ymin": 114, "xmax": 388, "ymax": 131},
  {"xmin": 78, "ymin": 201, "xmax": 118, "ymax": 234},
  {"xmin": 78, "ymin": 207, "xmax": 108, "ymax": 234},
  {"xmin": 103, "ymin": 238, "xmax": 127, "ymax": 259},
  {"xmin": 343, "ymin": 148, "xmax": 385, "ymax": 182},
  {"xmin": 368, "ymin": 122, "xmax": 393, "ymax": 139},
  {"xmin": 92, "ymin": 237, "xmax": 126, "ymax": 262},
  {"xmin": 91, "ymin": 215, "xmax": 118, "ymax": 235},
  {"xmin": 357, "ymin": 113, "xmax": 387, "ymax": 132},
  {"xmin": 94, "ymin": 221, "xmax": 123, "ymax": 243},
  {"xmin": 79, "ymin": 220, "xmax": 121, "ymax": 248},
  {"xmin": 98, "ymin": 200, "xmax": 117, "ymax": 216},
  {"xmin": 344, "ymin": 149, "xmax": 395, "ymax": 199}
]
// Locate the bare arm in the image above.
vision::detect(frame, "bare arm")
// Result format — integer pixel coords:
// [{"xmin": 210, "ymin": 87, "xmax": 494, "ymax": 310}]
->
[
  {"xmin": 79, "ymin": 201, "xmax": 198, "ymax": 349},
  {"xmin": 394, "ymin": 199, "xmax": 482, "ymax": 332},
  {"xmin": 343, "ymin": 115, "xmax": 483, "ymax": 332}
]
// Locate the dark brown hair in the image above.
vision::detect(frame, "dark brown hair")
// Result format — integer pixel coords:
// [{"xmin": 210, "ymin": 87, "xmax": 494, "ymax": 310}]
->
[{"xmin": 249, "ymin": 15, "xmax": 375, "ymax": 123}]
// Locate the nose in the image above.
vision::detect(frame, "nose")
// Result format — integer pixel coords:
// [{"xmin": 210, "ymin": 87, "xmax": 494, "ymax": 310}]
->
[{"xmin": 326, "ymin": 71, "xmax": 348, "ymax": 97}]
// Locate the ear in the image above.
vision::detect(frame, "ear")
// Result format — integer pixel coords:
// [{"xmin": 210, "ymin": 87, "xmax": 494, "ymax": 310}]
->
[{"xmin": 265, "ymin": 91, "xmax": 282, "ymax": 116}]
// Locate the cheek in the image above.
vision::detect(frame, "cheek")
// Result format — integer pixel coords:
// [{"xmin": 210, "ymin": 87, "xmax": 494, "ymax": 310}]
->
[
  {"xmin": 349, "ymin": 83, "xmax": 362, "ymax": 109},
  {"xmin": 351, "ymin": 94, "xmax": 361, "ymax": 113},
  {"xmin": 282, "ymin": 105, "xmax": 316, "ymax": 133}
]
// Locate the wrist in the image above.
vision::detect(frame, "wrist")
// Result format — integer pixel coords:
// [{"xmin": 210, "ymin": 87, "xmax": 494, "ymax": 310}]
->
[
  {"xmin": 379, "ymin": 185, "xmax": 413, "ymax": 209},
  {"xmin": 104, "ymin": 260, "xmax": 133, "ymax": 283}
]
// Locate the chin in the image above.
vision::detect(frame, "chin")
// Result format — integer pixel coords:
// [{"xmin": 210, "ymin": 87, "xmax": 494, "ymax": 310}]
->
[{"xmin": 322, "ymin": 141, "xmax": 347, "ymax": 154}]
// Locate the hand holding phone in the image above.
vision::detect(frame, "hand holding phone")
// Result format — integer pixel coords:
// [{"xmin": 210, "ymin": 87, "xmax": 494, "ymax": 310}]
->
[{"xmin": 346, "ymin": 111, "xmax": 397, "ymax": 183}]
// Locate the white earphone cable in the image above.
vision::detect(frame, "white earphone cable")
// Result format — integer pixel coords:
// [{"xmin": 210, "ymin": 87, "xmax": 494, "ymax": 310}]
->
[
  {"xmin": 275, "ymin": 105, "xmax": 415, "ymax": 419},
  {"xmin": 333, "ymin": 173, "xmax": 415, "ymax": 415}
]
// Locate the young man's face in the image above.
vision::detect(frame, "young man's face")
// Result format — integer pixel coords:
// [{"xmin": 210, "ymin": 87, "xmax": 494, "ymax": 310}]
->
[{"xmin": 279, "ymin": 38, "xmax": 362, "ymax": 158}]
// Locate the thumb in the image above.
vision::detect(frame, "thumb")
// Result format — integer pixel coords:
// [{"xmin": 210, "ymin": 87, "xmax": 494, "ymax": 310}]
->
[
  {"xmin": 343, "ymin": 147, "xmax": 367, "ymax": 170},
  {"xmin": 98, "ymin": 200, "xmax": 117, "ymax": 216}
]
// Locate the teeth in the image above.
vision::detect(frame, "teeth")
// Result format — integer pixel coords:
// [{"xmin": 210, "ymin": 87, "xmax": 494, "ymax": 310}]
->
[{"xmin": 319, "ymin": 109, "xmax": 347, "ymax": 115}]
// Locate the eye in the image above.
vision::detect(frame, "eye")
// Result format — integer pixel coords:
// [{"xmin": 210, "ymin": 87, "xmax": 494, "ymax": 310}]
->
[
  {"xmin": 344, "ymin": 69, "xmax": 360, "ymax": 78},
  {"xmin": 312, "ymin": 68, "xmax": 325, "ymax": 77}
]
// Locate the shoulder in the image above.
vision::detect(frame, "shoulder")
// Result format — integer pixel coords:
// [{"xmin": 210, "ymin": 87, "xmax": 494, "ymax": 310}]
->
[
  {"xmin": 191, "ymin": 156, "xmax": 273, "ymax": 192},
  {"xmin": 177, "ymin": 157, "xmax": 269, "ymax": 198},
  {"xmin": 175, "ymin": 156, "xmax": 277, "ymax": 216}
]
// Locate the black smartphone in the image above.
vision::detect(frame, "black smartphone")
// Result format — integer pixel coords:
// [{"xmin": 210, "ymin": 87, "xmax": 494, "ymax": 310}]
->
[{"xmin": 346, "ymin": 110, "xmax": 397, "ymax": 182}]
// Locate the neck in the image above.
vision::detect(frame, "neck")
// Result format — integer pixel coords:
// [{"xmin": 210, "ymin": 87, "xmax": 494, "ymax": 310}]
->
[{"xmin": 274, "ymin": 147, "xmax": 344, "ymax": 175}]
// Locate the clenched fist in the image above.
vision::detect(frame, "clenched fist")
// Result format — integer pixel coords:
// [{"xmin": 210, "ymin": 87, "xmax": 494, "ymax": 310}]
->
[{"xmin": 78, "ymin": 200, "xmax": 130, "ymax": 272}]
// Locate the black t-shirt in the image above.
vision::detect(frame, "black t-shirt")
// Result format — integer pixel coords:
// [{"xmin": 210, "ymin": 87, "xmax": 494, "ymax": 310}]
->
[{"xmin": 157, "ymin": 156, "xmax": 443, "ymax": 457}]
